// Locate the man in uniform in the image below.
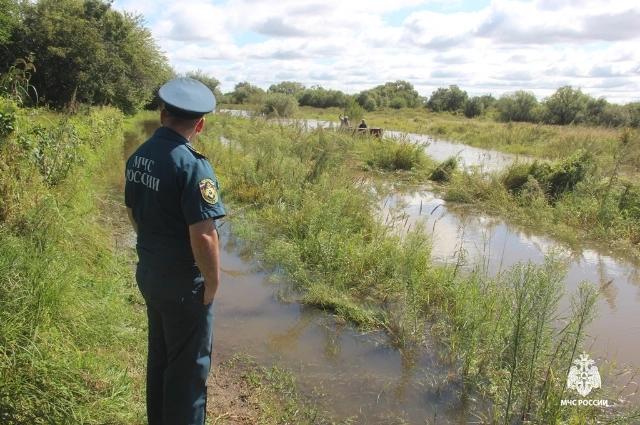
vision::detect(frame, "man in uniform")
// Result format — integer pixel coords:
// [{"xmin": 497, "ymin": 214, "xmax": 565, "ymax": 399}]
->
[{"xmin": 125, "ymin": 77, "xmax": 225, "ymax": 425}]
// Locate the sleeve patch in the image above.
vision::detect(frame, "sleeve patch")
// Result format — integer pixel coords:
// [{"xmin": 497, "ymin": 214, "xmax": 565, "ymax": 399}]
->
[{"xmin": 199, "ymin": 178, "xmax": 219, "ymax": 204}]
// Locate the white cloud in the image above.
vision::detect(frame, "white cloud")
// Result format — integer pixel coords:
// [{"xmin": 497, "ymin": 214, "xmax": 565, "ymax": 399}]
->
[{"xmin": 112, "ymin": 0, "xmax": 640, "ymax": 104}]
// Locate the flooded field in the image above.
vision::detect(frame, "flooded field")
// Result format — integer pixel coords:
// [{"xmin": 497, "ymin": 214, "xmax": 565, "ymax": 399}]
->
[{"xmin": 125, "ymin": 117, "xmax": 639, "ymax": 423}]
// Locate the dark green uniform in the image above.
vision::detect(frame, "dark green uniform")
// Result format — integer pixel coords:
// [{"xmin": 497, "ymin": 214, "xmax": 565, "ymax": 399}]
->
[{"xmin": 125, "ymin": 125, "xmax": 225, "ymax": 425}]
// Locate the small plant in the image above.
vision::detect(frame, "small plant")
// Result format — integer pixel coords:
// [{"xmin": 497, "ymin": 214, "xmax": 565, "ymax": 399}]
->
[
  {"xmin": 17, "ymin": 119, "xmax": 83, "ymax": 186},
  {"xmin": 0, "ymin": 57, "xmax": 38, "ymax": 107},
  {"xmin": 0, "ymin": 100, "xmax": 17, "ymax": 139}
]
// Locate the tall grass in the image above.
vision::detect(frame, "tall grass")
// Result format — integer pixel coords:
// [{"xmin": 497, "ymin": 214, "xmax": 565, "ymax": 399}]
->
[
  {"xmin": 443, "ymin": 131, "xmax": 640, "ymax": 257},
  {"xmin": 0, "ymin": 104, "xmax": 145, "ymax": 424}
]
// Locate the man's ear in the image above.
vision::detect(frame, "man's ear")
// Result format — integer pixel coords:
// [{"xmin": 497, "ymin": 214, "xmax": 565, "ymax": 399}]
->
[{"xmin": 195, "ymin": 117, "xmax": 205, "ymax": 132}]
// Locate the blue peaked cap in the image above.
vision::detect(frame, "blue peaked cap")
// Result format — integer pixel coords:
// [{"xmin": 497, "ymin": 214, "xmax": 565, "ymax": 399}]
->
[{"xmin": 159, "ymin": 77, "xmax": 216, "ymax": 119}]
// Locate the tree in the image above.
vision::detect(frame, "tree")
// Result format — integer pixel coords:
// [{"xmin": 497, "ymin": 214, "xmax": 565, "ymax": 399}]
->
[
  {"xmin": 267, "ymin": 81, "xmax": 305, "ymax": 97},
  {"xmin": 627, "ymin": 102, "xmax": 640, "ymax": 128},
  {"xmin": 185, "ymin": 70, "xmax": 222, "ymax": 103},
  {"xmin": 496, "ymin": 90, "xmax": 539, "ymax": 122},
  {"xmin": 542, "ymin": 86, "xmax": 590, "ymax": 125},
  {"xmin": 8, "ymin": 0, "xmax": 172, "ymax": 114},
  {"xmin": 427, "ymin": 85, "xmax": 468, "ymax": 112},
  {"xmin": 356, "ymin": 80, "xmax": 422, "ymax": 110},
  {"xmin": 463, "ymin": 96, "xmax": 484, "ymax": 118},
  {"xmin": 227, "ymin": 81, "xmax": 265, "ymax": 104},
  {"xmin": 0, "ymin": 0, "xmax": 20, "ymax": 46},
  {"xmin": 298, "ymin": 86, "xmax": 347, "ymax": 108},
  {"xmin": 260, "ymin": 93, "xmax": 298, "ymax": 117}
]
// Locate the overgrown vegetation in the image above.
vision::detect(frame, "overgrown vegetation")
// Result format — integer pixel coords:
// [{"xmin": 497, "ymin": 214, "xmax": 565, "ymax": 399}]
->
[
  {"xmin": 191, "ymin": 113, "xmax": 639, "ymax": 423},
  {"xmin": 0, "ymin": 103, "xmax": 146, "ymax": 423},
  {"xmin": 442, "ymin": 128, "xmax": 640, "ymax": 256},
  {"xmin": 0, "ymin": 0, "xmax": 173, "ymax": 114}
]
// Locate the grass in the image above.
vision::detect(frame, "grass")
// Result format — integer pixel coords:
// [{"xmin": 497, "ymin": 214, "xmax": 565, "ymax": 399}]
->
[{"xmin": 0, "ymin": 104, "xmax": 146, "ymax": 423}]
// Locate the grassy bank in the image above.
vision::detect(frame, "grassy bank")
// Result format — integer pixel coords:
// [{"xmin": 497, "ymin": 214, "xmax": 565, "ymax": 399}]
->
[
  {"xmin": 193, "ymin": 113, "xmax": 639, "ymax": 423},
  {"xmin": 0, "ymin": 101, "xmax": 146, "ymax": 423}
]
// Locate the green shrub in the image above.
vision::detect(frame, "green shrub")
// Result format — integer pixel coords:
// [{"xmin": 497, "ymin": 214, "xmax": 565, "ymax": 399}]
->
[
  {"xmin": 429, "ymin": 156, "xmax": 458, "ymax": 182},
  {"xmin": 367, "ymin": 138, "xmax": 428, "ymax": 171},
  {"xmin": 260, "ymin": 93, "xmax": 298, "ymax": 117}
]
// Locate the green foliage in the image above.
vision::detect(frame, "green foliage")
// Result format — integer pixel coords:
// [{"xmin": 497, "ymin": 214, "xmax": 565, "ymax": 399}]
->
[
  {"xmin": 0, "ymin": 106, "xmax": 145, "ymax": 423},
  {"xmin": 429, "ymin": 156, "xmax": 458, "ymax": 182},
  {"xmin": 184, "ymin": 69, "xmax": 222, "ymax": 103},
  {"xmin": 427, "ymin": 85, "xmax": 468, "ymax": 113},
  {"xmin": 16, "ymin": 120, "xmax": 83, "ymax": 187},
  {"xmin": 226, "ymin": 81, "xmax": 266, "ymax": 104},
  {"xmin": 436, "ymin": 255, "xmax": 600, "ymax": 424},
  {"xmin": 4, "ymin": 0, "xmax": 172, "ymax": 114},
  {"xmin": 297, "ymin": 86, "xmax": 347, "ymax": 109},
  {"xmin": 0, "ymin": 99, "xmax": 17, "ymax": 139},
  {"xmin": 0, "ymin": 57, "xmax": 38, "ymax": 107},
  {"xmin": 389, "ymin": 95, "xmax": 407, "ymax": 109},
  {"xmin": 501, "ymin": 150, "xmax": 593, "ymax": 202},
  {"xmin": 585, "ymin": 98, "xmax": 631, "ymax": 127},
  {"xmin": 541, "ymin": 85, "xmax": 591, "ymax": 125},
  {"xmin": 627, "ymin": 102, "xmax": 640, "ymax": 128},
  {"xmin": 463, "ymin": 96, "xmax": 485, "ymax": 118},
  {"xmin": 260, "ymin": 93, "xmax": 299, "ymax": 117},
  {"xmin": 367, "ymin": 138, "xmax": 429, "ymax": 172},
  {"xmin": 497, "ymin": 90, "xmax": 539, "ymax": 123},
  {"xmin": 267, "ymin": 81, "xmax": 306, "ymax": 96},
  {"xmin": 356, "ymin": 80, "xmax": 422, "ymax": 111}
]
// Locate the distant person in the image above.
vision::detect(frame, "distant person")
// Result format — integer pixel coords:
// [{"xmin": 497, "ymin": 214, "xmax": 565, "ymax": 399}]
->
[
  {"xmin": 125, "ymin": 77, "xmax": 225, "ymax": 425},
  {"xmin": 339, "ymin": 115, "xmax": 350, "ymax": 129},
  {"xmin": 359, "ymin": 119, "xmax": 367, "ymax": 129}
]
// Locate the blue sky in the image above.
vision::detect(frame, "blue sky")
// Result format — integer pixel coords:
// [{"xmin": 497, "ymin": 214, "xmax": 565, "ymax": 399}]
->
[{"xmin": 112, "ymin": 0, "xmax": 640, "ymax": 104}]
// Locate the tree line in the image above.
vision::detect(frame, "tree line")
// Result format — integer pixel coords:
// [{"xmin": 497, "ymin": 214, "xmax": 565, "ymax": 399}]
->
[
  {"xmin": 224, "ymin": 80, "xmax": 640, "ymax": 128},
  {"xmin": 1, "ymin": 0, "xmax": 638, "ymax": 127}
]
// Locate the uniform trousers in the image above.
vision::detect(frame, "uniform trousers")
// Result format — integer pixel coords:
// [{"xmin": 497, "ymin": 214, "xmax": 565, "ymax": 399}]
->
[{"xmin": 136, "ymin": 263, "xmax": 214, "ymax": 425}]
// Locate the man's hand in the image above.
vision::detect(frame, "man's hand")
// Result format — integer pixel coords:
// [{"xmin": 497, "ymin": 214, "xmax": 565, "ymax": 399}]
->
[
  {"xmin": 126, "ymin": 207, "xmax": 138, "ymax": 234},
  {"xmin": 189, "ymin": 218, "xmax": 220, "ymax": 305}
]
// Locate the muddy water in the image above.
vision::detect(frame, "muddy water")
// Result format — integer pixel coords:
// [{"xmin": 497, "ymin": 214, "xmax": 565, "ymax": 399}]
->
[
  {"xmin": 383, "ymin": 189, "xmax": 640, "ymax": 401},
  {"xmin": 124, "ymin": 118, "xmax": 639, "ymax": 423}
]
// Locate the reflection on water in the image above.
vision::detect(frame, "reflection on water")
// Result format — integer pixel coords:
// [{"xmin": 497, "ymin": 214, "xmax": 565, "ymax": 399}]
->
[
  {"xmin": 382, "ymin": 187, "xmax": 640, "ymax": 403},
  {"xmin": 124, "ymin": 116, "xmax": 640, "ymax": 422},
  {"xmin": 214, "ymin": 230, "xmax": 454, "ymax": 422}
]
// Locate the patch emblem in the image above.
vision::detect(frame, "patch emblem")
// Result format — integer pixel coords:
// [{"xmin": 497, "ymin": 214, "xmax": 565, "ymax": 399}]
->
[{"xmin": 199, "ymin": 178, "xmax": 218, "ymax": 204}]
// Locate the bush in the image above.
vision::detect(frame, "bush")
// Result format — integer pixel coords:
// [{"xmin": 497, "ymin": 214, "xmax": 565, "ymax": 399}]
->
[
  {"xmin": 429, "ymin": 157, "xmax": 458, "ymax": 182},
  {"xmin": 496, "ymin": 90, "xmax": 539, "ymax": 123},
  {"xmin": 260, "ymin": 93, "xmax": 298, "ymax": 117},
  {"xmin": 463, "ymin": 97, "xmax": 485, "ymax": 118},
  {"xmin": 367, "ymin": 138, "xmax": 428, "ymax": 171},
  {"xmin": 499, "ymin": 150, "xmax": 593, "ymax": 202},
  {"xmin": 390, "ymin": 96, "xmax": 407, "ymax": 109}
]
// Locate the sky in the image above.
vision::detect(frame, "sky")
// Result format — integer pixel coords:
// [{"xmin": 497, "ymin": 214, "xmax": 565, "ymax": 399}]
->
[{"xmin": 111, "ymin": 0, "xmax": 640, "ymax": 104}]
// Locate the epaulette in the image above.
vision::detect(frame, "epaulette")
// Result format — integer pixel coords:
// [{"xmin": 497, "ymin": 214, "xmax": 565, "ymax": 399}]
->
[{"xmin": 186, "ymin": 143, "xmax": 208, "ymax": 159}]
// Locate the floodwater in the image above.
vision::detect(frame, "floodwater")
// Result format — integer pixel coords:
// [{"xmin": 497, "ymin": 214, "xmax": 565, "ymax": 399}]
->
[{"xmin": 124, "ymin": 117, "xmax": 639, "ymax": 423}]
